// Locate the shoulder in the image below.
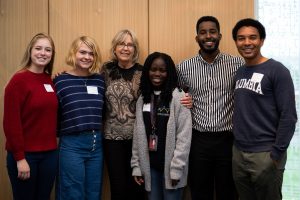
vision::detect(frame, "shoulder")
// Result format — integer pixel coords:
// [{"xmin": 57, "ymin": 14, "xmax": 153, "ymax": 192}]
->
[
  {"xmin": 5, "ymin": 70, "xmax": 32, "ymax": 88},
  {"xmin": 171, "ymin": 88, "xmax": 186, "ymax": 106},
  {"xmin": 219, "ymin": 53, "xmax": 245, "ymax": 65},
  {"xmin": 177, "ymin": 54, "xmax": 199, "ymax": 69},
  {"xmin": 101, "ymin": 61, "xmax": 116, "ymax": 73},
  {"xmin": 265, "ymin": 59, "xmax": 292, "ymax": 81},
  {"xmin": 135, "ymin": 63, "xmax": 143, "ymax": 71},
  {"xmin": 53, "ymin": 72, "xmax": 70, "ymax": 83}
]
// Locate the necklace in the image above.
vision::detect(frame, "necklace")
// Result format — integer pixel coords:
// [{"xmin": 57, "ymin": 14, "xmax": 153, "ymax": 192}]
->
[{"xmin": 81, "ymin": 77, "xmax": 89, "ymax": 86}]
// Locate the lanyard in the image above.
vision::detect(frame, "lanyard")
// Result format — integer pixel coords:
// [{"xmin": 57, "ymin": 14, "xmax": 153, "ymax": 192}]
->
[{"xmin": 150, "ymin": 94, "xmax": 160, "ymax": 135}]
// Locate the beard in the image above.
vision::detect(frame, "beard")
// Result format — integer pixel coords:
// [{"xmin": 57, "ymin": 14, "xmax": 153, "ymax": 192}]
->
[{"xmin": 198, "ymin": 39, "xmax": 220, "ymax": 54}]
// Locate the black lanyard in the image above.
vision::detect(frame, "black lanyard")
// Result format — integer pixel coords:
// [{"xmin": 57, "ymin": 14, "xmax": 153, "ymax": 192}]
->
[{"xmin": 150, "ymin": 94, "xmax": 160, "ymax": 135}]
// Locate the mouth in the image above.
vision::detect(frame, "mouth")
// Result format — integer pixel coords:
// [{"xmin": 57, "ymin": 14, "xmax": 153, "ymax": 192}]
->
[
  {"xmin": 242, "ymin": 47, "xmax": 253, "ymax": 54},
  {"xmin": 151, "ymin": 78, "xmax": 162, "ymax": 85},
  {"xmin": 203, "ymin": 40, "xmax": 215, "ymax": 48},
  {"xmin": 37, "ymin": 57, "xmax": 48, "ymax": 61}
]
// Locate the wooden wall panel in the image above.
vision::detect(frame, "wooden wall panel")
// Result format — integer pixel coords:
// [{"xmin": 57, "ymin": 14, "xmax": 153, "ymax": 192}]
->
[
  {"xmin": 0, "ymin": 1, "xmax": 49, "ymax": 199},
  {"xmin": 149, "ymin": 0, "xmax": 254, "ymax": 64},
  {"xmin": 49, "ymin": 0, "xmax": 148, "ymax": 73}
]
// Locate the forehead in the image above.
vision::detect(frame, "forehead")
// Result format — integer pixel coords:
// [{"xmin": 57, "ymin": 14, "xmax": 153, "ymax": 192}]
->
[
  {"xmin": 198, "ymin": 21, "xmax": 218, "ymax": 31},
  {"xmin": 237, "ymin": 26, "xmax": 259, "ymax": 36},
  {"xmin": 151, "ymin": 57, "xmax": 166, "ymax": 67},
  {"xmin": 121, "ymin": 33, "xmax": 133, "ymax": 43},
  {"xmin": 78, "ymin": 42, "xmax": 92, "ymax": 51},
  {"xmin": 34, "ymin": 38, "xmax": 51, "ymax": 47}
]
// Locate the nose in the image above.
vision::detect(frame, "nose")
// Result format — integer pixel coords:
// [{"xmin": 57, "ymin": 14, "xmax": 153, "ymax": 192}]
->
[
  {"xmin": 40, "ymin": 49, "xmax": 46, "ymax": 55},
  {"xmin": 205, "ymin": 31, "xmax": 212, "ymax": 38},
  {"xmin": 244, "ymin": 38, "xmax": 251, "ymax": 45},
  {"xmin": 153, "ymin": 70, "xmax": 161, "ymax": 76},
  {"xmin": 84, "ymin": 53, "xmax": 92, "ymax": 59}
]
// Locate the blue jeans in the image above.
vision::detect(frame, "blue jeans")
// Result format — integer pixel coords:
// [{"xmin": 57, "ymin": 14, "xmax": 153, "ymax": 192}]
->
[
  {"xmin": 56, "ymin": 131, "xmax": 104, "ymax": 200},
  {"xmin": 6, "ymin": 150, "xmax": 58, "ymax": 200},
  {"xmin": 148, "ymin": 168, "xmax": 183, "ymax": 200}
]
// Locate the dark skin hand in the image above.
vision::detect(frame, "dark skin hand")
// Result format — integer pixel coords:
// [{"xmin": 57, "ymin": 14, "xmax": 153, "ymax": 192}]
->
[
  {"xmin": 171, "ymin": 179, "xmax": 180, "ymax": 187},
  {"xmin": 134, "ymin": 176, "xmax": 144, "ymax": 185},
  {"xmin": 135, "ymin": 176, "xmax": 179, "ymax": 187}
]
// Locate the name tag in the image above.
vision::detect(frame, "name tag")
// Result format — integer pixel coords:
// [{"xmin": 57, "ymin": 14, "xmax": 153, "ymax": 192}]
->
[
  {"xmin": 44, "ymin": 84, "xmax": 54, "ymax": 92},
  {"xmin": 87, "ymin": 86, "xmax": 98, "ymax": 94}
]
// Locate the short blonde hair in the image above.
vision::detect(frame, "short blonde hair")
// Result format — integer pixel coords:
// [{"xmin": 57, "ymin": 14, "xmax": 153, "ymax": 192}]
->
[
  {"xmin": 66, "ymin": 36, "xmax": 101, "ymax": 73},
  {"xmin": 20, "ymin": 33, "xmax": 55, "ymax": 75},
  {"xmin": 110, "ymin": 29, "xmax": 140, "ymax": 64}
]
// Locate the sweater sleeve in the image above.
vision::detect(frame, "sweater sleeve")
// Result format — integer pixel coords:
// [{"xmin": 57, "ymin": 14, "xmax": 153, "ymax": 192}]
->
[
  {"xmin": 170, "ymin": 90, "xmax": 192, "ymax": 180},
  {"xmin": 131, "ymin": 96, "xmax": 143, "ymax": 177},
  {"xmin": 3, "ymin": 75, "xmax": 27, "ymax": 161},
  {"xmin": 271, "ymin": 65, "xmax": 297, "ymax": 161}
]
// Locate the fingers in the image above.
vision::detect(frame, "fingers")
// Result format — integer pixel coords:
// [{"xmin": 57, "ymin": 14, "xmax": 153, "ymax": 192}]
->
[
  {"xmin": 134, "ymin": 176, "xmax": 144, "ymax": 185},
  {"xmin": 18, "ymin": 171, "xmax": 30, "ymax": 180},
  {"xmin": 171, "ymin": 179, "xmax": 180, "ymax": 187}
]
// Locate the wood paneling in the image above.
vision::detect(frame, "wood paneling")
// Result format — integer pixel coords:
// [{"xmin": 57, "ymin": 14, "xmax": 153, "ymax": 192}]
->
[
  {"xmin": 149, "ymin": 0, "xmax": 254, "ymax": 64},
  {"xmin": 0, "ymin": 1, "xmax": 48, "ymax": 199},
  {"xmin": 49, "ymin": 0, "xmax": 149, "ymax": 73}
]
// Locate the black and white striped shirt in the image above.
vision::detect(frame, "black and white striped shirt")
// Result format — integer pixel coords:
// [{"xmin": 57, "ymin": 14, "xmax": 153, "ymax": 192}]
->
[{"xmin": 177, "ymin": 52, "xmax": 244, "ymax": 132}]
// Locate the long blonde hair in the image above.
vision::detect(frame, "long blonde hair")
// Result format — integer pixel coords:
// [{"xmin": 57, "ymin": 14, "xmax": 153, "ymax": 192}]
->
[{"xmin": 20, "ymin": 33, "xmax": 55, "ymax": 75}]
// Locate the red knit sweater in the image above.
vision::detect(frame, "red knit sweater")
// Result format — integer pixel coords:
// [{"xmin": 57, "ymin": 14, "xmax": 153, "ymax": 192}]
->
[{"xmin": 3, "ymin": 70, "xmax": 58, "ymax": 161}]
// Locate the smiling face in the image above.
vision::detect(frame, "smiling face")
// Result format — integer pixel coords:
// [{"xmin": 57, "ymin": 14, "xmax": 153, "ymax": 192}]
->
[
  {"xmin": 196, "ymin": 21, "xmax": 222, "ymax": 54},
  {"xmin": 75, "ymin": 42, "xmax": 94, "ymax": 70},
  {"xmin": 30, "ymin": 38, "xmax": 53, "ymax": 72},
  {"xmin": 149, "ymin": 57, "xmax": 168, "ymax": 90},
  {"xmin": 235, "ymin": 26, "xmax": 264, "ymax": 64},
  {"xmin": 115, "ymin": 34, "xmax": 135, "ymax": 66}
]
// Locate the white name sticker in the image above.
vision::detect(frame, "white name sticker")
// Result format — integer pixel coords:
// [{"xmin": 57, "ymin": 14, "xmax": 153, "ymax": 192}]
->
[
  {"xmin": 87, "ymin": 86, "xmax": 98, "ymax": 94},
  {"xmin": 44, "ymin": 84, "xmax": 54, "ymax": 92},
  {"xmin": 143, "ymin": 103, "xmax": 150, "ymax": 112}
]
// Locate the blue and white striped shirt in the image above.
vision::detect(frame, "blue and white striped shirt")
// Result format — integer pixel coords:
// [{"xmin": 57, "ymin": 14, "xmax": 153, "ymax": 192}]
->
[
  {"xmin": 54, "ymin": 73, "xmax": 105, "ymax": 135},
  {"xmin": 177, "ymin": 52, "xmax": 244, "ymax": 132}
]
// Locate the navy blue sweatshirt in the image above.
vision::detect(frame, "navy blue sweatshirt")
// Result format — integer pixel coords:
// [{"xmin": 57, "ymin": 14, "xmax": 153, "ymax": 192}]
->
[{"xmin": 233, "ymin": 59, "xmax": 297, "ymax": 161}]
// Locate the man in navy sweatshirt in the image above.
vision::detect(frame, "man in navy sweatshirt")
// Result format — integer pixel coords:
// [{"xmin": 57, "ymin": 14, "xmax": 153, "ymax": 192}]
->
[{"xmin": 231, "ymin": 18, "xmax": 297, "ymax": 200}]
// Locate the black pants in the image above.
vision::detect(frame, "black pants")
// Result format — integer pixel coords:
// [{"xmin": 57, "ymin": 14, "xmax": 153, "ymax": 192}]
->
[
  {"xmin": 188, "ymin": 130, "xmax": 237, "ymax": 200},
  {"xmin": 104, "ymin": 139, "xmax": 145, "ymax": 200}
]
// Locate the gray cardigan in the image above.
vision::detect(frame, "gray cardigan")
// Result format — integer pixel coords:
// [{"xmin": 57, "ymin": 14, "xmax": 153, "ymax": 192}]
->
[{"xmin": 131, "ymin": 88, "xmax": 192, "ymax": 191}]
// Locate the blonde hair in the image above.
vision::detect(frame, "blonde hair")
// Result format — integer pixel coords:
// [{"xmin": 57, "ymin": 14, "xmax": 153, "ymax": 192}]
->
[
  {"xmin": 20, "ymin": 33, "xmax": 55, "ymax": 75},
  {"xmin": 66, "ymin": 36, "xmax": 102, "ymax": 73},
  {"xmin": 110, "ymin": 29, "xmax": 140, "ymax": 63}
]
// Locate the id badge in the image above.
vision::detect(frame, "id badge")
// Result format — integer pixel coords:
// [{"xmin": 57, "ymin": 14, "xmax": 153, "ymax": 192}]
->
[{"xmin": 148, "ymin": 134, "xmax": 158, "ymax": 151}]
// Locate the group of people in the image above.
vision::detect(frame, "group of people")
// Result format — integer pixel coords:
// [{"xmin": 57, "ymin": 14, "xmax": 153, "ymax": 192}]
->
[{"xmin": 3, "ymin": 15, "xmax": 297, "ymax": 200}]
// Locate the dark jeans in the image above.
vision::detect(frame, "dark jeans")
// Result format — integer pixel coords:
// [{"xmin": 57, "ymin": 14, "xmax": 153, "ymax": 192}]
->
[
  {"xmin": 104, "ymin": 139, "xmax": 145, "ymax": 200},
  {"xmin": 188, "ymin": 130, "xmax": 237, "ymax": 200},
  {"xmin": 6, "ymin": 150, "xmax": 58, "ymax": 200},
  {"xmin": 232, "ymin": 146, "xmax": 285, "ymax": 200}
]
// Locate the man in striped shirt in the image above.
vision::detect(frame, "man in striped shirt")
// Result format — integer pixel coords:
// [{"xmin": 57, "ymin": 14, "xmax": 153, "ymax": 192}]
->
[{"xmin": 177, "ymin": 16, "xmax": 244, "ymax": 200}]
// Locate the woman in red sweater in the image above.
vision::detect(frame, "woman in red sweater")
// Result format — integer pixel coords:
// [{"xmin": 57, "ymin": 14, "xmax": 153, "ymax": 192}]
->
[{"xmin": 3, "ymin": 33, "xmax": 58, "ymax": 200}]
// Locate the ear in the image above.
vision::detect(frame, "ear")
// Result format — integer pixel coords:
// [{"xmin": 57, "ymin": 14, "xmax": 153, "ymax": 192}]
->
[
  {"xmin": 260, "ymin": 39, "xmax": 265, "ymax": 46},
  {"xmin": 219, "ymin": 33, "xmax": 222, "ymax": 40},
  {"xmin": 195, "ymin": 35, "xmax": 199, "ymax": 43}
]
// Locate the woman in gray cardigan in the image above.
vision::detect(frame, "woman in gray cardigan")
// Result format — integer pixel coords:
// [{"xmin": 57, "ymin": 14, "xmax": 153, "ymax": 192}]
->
[{"xmin": 131, "ymin": 52, "xmax": 192, "ymax": 200}]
